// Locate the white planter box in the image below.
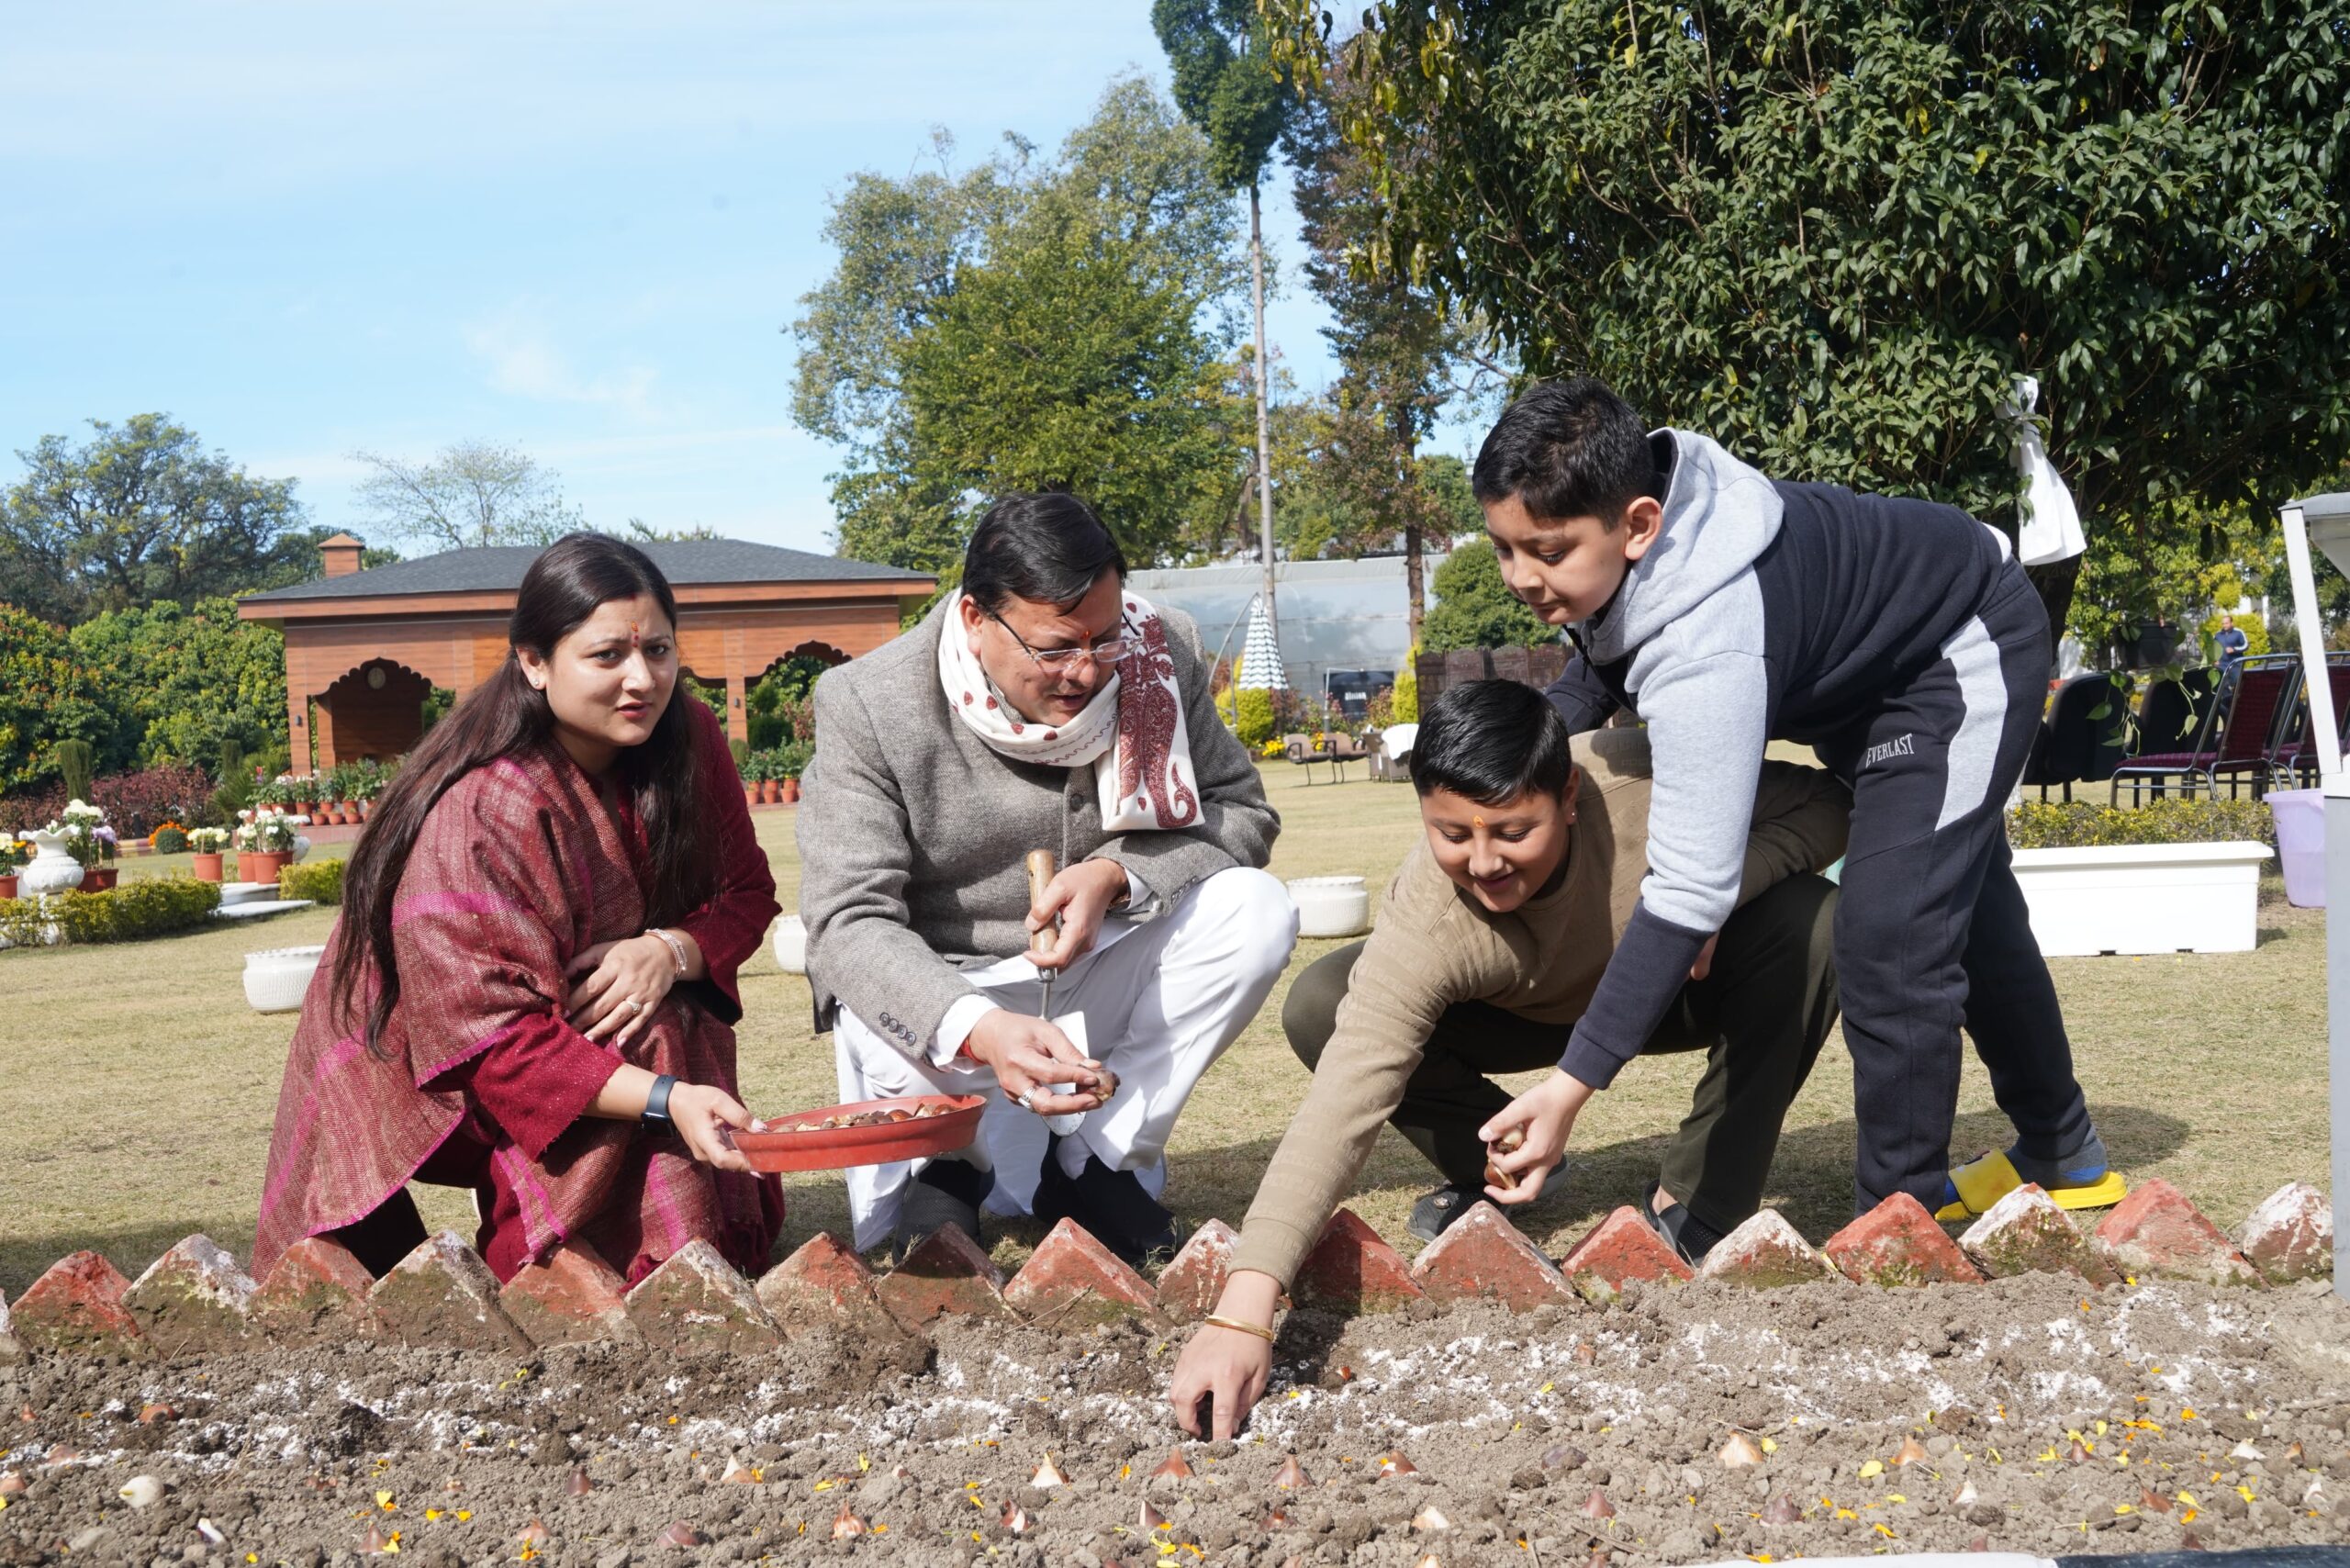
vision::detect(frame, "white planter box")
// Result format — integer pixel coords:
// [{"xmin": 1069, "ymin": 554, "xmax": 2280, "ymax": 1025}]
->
[
  {"xmin": 244, "ymin": 944, "xmax": 327, "ymax": 1014},
  {"xmin": 2010, "ymin": 841, "xmax": 2273, "ymax": 957}
]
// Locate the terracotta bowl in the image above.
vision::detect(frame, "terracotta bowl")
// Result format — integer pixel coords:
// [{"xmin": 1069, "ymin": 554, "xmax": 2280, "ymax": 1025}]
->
[{"xmin": 728, "ymin": 1093, "xmax": 984, "ymax": 1172}]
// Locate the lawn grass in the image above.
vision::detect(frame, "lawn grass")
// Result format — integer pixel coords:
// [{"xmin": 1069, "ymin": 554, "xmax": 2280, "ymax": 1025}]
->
[{"xmin": 0, "ymin": 762, "xmax": 2325, "ymax": 1294}]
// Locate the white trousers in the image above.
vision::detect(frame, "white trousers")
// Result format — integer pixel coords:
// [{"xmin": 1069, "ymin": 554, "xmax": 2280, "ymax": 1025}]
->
[{"xmin": 834, "ymin": 866, "xmax": 1299, "ymax": 1252}]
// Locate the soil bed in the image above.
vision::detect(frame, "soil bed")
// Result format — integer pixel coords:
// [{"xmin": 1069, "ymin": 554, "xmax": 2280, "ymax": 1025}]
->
[{"xmin": 5, "ymin": 1275, "xmax": 2347, "ymax": 1566}]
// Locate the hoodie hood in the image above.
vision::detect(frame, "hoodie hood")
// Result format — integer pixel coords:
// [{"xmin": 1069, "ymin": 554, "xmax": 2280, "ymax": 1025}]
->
[{"xmin": 1581, "ymin": 429, "xmax": 1784, "ymax": 660}]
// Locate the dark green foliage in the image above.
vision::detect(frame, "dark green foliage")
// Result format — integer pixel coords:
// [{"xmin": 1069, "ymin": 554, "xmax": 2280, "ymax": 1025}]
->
[
  {"xmin": 278, "ymin": 858, "xmax": 344, "ymax": 906},
  {"xmin": 1276, "ymin": 0, "xmax": 2350, "ymax": 633},
  {"xmin": 2, "ymin": 414, "xmax": 316, "ymax": 622},
  {"xmin": 1420, "ymin": 544, "xmax": 1559, "ymax": 652},
  {"xmin": 1153, "ymin": 0, "xmax": 1292, "ymax": 192},
  {"xmin": 792, "ymin": 80, "xmax": 1246, "ymax": 574},
  {"xmin": 0, "ymin": 876, "xmax": 222, "ymax": 946},
  {"xmin": 151, "ymin": 826, "xmax": 188, "ymax": 854}
]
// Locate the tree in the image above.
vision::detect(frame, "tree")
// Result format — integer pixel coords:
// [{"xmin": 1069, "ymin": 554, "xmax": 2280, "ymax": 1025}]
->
[
  {"xmin": 791, "ymin": 79, "xmax": 1248, "ymax": 574},
  {"xmin": 1270, "ymin": 0, "xmax": 2350, "ymax": 643},
  {"xmin": 1286, "ymin": 71, "xmax": 1505, "ymax": 640},
  {"xmin": 1419, "ymin": 543, "xmax": 1558, "ymax": 653},
  {"xmin": 1155, "ymin": 0, "xmax": 1295, "ymax": 643},
  {"xmin": 66, "ymin": 598, "xmax": 287, "ymax": 772},
  {"xmin": 0, "ymin": 605, "xmax": 114, "ymax": 794},
  {"xmin": 1, "ymin": 415, "xmax": 316, "ymax": 623},
  {"xmin": 349, "ymin": 442, "xmax": 585, "ymax": 551}
]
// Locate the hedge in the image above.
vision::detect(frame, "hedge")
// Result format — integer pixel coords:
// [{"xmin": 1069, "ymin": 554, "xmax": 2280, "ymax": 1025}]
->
[
  {"xmin": 2008, "ymin": 798, "xmax": 2276, "ymax": 851},
  {"xmin": 278, "ymin": 858, "xmax": 344, "ymax": 905},
  {"xmin": 0, "ymin": 876, "xmax": 221, "ymax": 947}
]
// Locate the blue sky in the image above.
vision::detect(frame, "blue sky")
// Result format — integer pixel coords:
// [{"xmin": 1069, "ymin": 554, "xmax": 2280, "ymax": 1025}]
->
[{"xmin": 0, "ymin": 2, "xmax": 1477, "ymax": 557}]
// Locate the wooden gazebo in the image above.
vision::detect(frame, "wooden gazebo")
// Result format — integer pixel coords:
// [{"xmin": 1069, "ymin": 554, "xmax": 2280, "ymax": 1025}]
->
[{"xmin": 238, "ymin": 534, "xmax": 933, "ymax": 767}]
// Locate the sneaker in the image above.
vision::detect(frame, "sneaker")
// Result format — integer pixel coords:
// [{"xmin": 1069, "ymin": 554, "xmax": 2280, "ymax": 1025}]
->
[
  {"xmin": 1407, "ymin": 1182, "xmax": 1484, "ymax": 1243},
  {"xmin": 894, "ymin": 1159, "xmax": 991, "ymax": 1261},
  {"xmin": 1935, "ymin": 1129, "xmax": 2127, "ymax": 1221}
]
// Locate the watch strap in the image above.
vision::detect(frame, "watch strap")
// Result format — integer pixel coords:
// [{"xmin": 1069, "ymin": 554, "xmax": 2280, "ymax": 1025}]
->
[{"xmin": 642, "ymin": 1073, "xmax": 678, "ymax": 1126}]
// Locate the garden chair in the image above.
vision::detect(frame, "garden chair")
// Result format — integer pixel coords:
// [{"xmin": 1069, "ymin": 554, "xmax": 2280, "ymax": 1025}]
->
[
  {"xmin": 2113, "ymin": 656, "xmax": 2296, "ymax": 803},
  {"xmin": 2020, "ymin": 672, "xmax": 2124, "ymax": 801},
  {"xmin": 1283, "ymin": 732, "xmax": 1340, "ymax": 785},
  {"xmin": 2110, "ymin": 673, "xmax": 2221, "ymax": 804}
]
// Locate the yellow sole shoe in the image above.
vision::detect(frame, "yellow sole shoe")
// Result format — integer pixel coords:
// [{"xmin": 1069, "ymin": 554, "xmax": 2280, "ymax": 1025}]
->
[{"xmin": 1933, "ymin": 1149, "xmax": 2130, "ymax": 1222}]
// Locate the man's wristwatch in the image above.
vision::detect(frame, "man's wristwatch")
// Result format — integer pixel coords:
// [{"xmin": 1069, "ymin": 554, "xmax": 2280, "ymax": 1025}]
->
[{"xmin": 642, "ymin": 1073, "xmax": 678, "ymax": 1127}]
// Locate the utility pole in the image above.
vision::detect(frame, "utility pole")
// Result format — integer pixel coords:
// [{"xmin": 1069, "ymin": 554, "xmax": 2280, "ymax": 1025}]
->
[{"xmin": 1249, "ymin": 181, "xmax": 1278, "ymax": 652}]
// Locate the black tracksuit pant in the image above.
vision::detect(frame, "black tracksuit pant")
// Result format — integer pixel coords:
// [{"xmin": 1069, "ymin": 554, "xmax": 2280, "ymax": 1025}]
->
[{"xmin": 1812, "ymin": 561, "xmax": 2094, "ymax": 1212}]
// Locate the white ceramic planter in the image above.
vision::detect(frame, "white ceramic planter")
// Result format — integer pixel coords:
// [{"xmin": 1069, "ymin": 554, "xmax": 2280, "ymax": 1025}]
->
[
  {"xmin": 1287, "ymin": 875, "xmax": 1371, "ymax": 938},
  {"xmin": 771, "ymin": 913, "xmax": 808, "ymax": 974},
  {"xmin": 18, "ymin": 831, "xmax": 85, "ymax": 899},
  {"xmin": 2010, "ymin": 841, "xmax": 2273, "ymax": 957},
  {"xmin": 244, "ymin": 944, "xmax": 327, "ymax": 1014}
]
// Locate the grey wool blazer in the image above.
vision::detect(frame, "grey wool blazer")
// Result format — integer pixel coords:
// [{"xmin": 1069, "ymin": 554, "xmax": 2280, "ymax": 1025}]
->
[{"xmin": 796, "ymin": 596, "xmax": 1281, "ymax": 1059}]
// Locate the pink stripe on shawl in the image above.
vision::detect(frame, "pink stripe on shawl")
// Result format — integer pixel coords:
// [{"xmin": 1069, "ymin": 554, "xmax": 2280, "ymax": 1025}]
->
[{"xmin": 393, "ymin": 889, "xmax": 524, "ymax": 925}]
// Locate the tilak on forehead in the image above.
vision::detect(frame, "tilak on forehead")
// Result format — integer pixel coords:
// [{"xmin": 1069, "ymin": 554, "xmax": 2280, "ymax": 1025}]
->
[{"xmin": 629, "ymin": 622, "xmax": 642, "ymax": 649}]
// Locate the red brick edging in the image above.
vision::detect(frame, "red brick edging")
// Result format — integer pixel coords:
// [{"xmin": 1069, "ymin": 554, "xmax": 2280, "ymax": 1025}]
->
[{"xmin": 0, "ymin": 1180, "xmax": 2328, "ymax": 1361}]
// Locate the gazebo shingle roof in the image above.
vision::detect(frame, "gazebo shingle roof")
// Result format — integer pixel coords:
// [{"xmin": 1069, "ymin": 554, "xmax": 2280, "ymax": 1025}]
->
[{"xmin": 242, "ymin": 539, "xmax": 926, "ymax": 603}]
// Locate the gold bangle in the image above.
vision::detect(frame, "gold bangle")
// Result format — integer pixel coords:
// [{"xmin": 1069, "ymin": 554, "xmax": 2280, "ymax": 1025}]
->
[{"xmin": 1201, "ymin": 1313, "xmax": 1277, "ymax": 1343}]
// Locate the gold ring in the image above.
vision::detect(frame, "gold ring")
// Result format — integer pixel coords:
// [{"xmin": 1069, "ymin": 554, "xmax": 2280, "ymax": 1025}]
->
[{"xmin": 623, "ymin": 997, "xmax": 641, "ymax": 1014}]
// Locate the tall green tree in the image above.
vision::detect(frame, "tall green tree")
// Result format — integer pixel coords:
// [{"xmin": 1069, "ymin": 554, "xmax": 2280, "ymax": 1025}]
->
[
  {"xmin": 1270, "ymin": 0, "xmax": 2350, "ymax": 641},
  {"xmin": 1, "ymin": 415, "xmax": 316, "ymax": 623},
  {"xmin": 792, "ymin": 79, "xmax": 1247, "ymax": 574},
  {"xmin": 1287, "ymin": 72, "xmax": 1504, "ymax": 641},
  {"xmin": 1155, "ymin": 0, "xmax": 1296, "ymax": 638}
]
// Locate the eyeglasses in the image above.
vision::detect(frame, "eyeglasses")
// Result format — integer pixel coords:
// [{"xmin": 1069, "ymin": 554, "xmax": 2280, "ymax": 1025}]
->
[{"xmin": 987, "ymin": 610, "xmax": 1133, "ymax": 672}]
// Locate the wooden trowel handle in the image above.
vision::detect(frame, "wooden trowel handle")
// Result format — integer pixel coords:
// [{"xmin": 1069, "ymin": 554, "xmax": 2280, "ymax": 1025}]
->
[{"xmin": 1024, "ymin": 849, "xmax": 1058, "ymax": 955}]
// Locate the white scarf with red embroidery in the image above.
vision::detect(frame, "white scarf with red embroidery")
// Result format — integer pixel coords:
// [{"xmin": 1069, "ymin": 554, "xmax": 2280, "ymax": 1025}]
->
[{"xmin": 937, "ymin": 589, "xmax": 1202, "ymax": 831}]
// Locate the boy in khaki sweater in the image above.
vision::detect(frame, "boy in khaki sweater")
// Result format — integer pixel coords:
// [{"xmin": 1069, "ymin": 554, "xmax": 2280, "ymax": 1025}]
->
[{"xmin": 1169, "ymin": 679, "xmax": 1848, "ymax": 1439}]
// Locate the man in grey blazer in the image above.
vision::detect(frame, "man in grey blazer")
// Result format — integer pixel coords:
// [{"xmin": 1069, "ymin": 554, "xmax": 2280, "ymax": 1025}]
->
[{"xmin": 799, "ymin": 492, "xmax": 1297, "ymax": 1262}]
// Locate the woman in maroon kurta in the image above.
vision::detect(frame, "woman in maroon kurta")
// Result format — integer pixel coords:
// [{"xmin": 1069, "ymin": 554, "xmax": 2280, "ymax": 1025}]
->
[{"xmin": 254, "ymin": 534, "xmax": 783, "ymax": 1286}]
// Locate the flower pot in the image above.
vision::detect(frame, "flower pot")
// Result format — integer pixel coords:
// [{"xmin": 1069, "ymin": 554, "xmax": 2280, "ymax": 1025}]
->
[
  {"xmin": 771, "ymin": 914, "xmax": 807, "ymax": 974},
  {"xmin": 243, "ymin": 943, "xmax": 327, "ymax": 1014},
  {"xmin": 191, "ymin": 852, "xmax": 225, "ymax": 882},
  {"xmin": 2010, "ymin": 840, "xmax": 2273, "ymax": 956},
  {"xmin": 337, "ymin": 800, "xmax": 357, "ymax": 823},
  {"xmin": 240, "ymin": 850, "xmax": 290, "ymax": 886},
  {"xmin": 744, "ymin": 784, "xmax": 759, "ymax": 808},
  {"xmin": 760, "ymin": 779, "xmax": 780, "ymax": 803},
  {"xmin": 779, "ymin": 778, "xmax": 800, "ymax": 804},
  {"xmin": 17, "ymin": 832, "xmax": 84, "ymax": 898},
  {"xmin": 357, "ymin": 799, "xmax": 373, "ymax": 821},
  {"xmin": 1286, "ymin": 875, "xmax": 1371, "ymax": 937},
  {"xmin": 0, "ymin": 875, "xmax": 15, "ymax": 900},
  {"xmin": 79, "ymin": 868, "xmax": 118, "ymax": 892},
  {"xmin": 296, "ymin": 799, "xmax": 318, "ymax": 818}
]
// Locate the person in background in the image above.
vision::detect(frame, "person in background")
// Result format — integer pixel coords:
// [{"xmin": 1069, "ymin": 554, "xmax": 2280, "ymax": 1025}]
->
[
  {"xmin": 2214, "ymin": 613, "xmax": 2249, "ymax": 692},
  {"xmin": 255, "ymin": 533, "xmax": 781, "ymax": 1286}
]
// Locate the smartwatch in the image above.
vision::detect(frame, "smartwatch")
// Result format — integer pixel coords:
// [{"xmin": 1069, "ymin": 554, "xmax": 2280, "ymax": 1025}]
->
[{"xmin": 642, "ymin": 1073, "xmax": 678, "ymax": 1127}]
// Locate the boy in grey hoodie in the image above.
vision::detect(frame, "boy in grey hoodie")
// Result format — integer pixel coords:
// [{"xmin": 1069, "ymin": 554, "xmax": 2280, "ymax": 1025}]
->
[{"xmin": 1466, "ymin": 377, "xmax": 2126, "ymax": 1229}]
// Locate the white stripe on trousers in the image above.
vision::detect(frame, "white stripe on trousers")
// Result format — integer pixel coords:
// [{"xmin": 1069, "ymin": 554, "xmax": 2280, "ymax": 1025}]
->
[{"xmin": 1936, "ymin": 614, "xmax": 2009, "ymax": 832}]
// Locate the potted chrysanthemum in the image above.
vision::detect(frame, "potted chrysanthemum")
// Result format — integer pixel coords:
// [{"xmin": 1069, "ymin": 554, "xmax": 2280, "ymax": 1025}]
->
[{"xmin": 187, "ymin": 826, "xmax": 231, "ymax": 882}]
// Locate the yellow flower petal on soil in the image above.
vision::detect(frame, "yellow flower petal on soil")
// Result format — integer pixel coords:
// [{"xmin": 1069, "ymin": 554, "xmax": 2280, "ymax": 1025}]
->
[
  {"xmin": 1858, "ymin": 1460, "xmax": 1884, "ymax": 1480},
  {"xmin": 425, "ymin": 1510, "xmax": 442, "ymax": 1522},
  {"xmin": 1760, "ymin": 1438, "xmax": 1777, "ymax": 1453},
  {"xmin": 1886, "ymin": 1495, "xmax": 1906, "ymax": 1504},
  {"xmin": 1539, "ymin": 1383, "xmax": 1553, "ymax": 1394},
  {"xmin": 2238, "ymin": 1485, "xmax": 2257, "ymax": 1503},
  {"xmin": 1874, "ymin": 1523, "xmax": 1897, "ymax": 1538},
  {"xmin": 454, "ymin": 1512, "xmax": 471, "ymax": 1522},
  {"xmin": 2116, "ymin": 1505, "xmax": 2133, "ymax": 1515}
]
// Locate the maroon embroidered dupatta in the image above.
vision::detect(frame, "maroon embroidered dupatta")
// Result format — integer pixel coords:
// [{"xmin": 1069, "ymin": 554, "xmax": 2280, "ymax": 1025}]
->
[{"xmin": 253, "ymin": 702, "xmax": 781, "ymax": 1284}]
